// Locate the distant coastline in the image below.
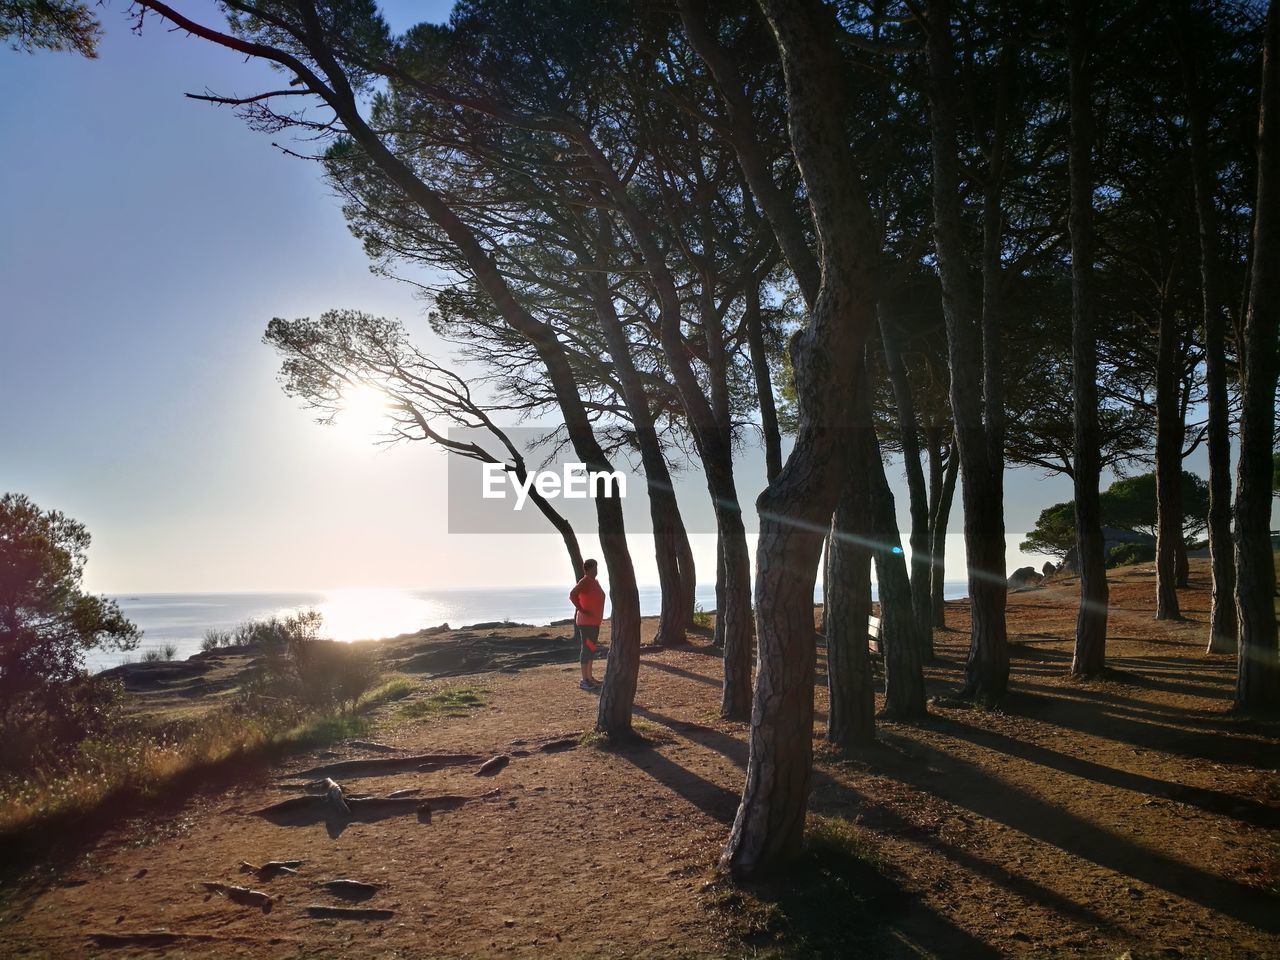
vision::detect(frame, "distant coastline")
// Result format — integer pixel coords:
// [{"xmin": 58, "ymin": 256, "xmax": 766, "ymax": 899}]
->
[{"xmin": 96, "ymin": 581, "xmax": 972, "ymax": 672}]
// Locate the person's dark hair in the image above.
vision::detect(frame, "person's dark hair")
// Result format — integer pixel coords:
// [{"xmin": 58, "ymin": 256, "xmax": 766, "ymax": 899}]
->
[{"xmin": 583, "ymin": 558, "xmax": 598, "ymax": 573}]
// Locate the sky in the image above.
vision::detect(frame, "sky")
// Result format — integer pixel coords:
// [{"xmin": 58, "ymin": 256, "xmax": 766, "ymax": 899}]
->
[{"xmin": 0, "ymin": 0, "xmax": 1124, "ymax": 595}]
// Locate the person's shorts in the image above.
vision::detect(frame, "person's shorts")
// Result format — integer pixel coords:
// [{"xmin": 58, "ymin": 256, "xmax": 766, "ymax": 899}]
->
[{"xmin": 574, "ymin": 623, "xmax": 601, "ymax": 663}]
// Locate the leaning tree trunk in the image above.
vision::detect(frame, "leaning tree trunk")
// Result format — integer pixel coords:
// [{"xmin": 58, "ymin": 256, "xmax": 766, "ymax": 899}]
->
[
  {"xmin": 1234, "ymin": 0, "xmax": 1280, "ymax": 712},
  {"xmin": 925, "ymin": 0, "xmax": 1009, "ymax": 701},
  {"xmin": 1067, "ymin": 0, "xmax": 1109, "ymax": 676},
  {"xmin": 1154, "ymin": 300, "xmax": 1185, "ymax": 620},
  {"xmin": 881, "ymin": 308, "xmax": 934, "ymax": 654},
  {"xmin": 590, "ymin": 271, "xmax": 691, "ymax": 648},
  {"xmin": 928, "ymin": 432, "xmax": 960, "ymax": 629},
  {"xmin": 720, "ymin": 0, "xmax": 881, "ymax": 878},
  {"xmin": 746, "ymin": 277, "xmax": 784, "ymax": 484},
  {"xmin": 128, "ymin": 0, "xmax": 644, "ymax": 742},
  {"xmin": 826, "ymin": 461, "xmax": 875, "ymax": 750},
  {"xmin": 522, "ymin": 481, "xmax": 585, "ymax": 582}
]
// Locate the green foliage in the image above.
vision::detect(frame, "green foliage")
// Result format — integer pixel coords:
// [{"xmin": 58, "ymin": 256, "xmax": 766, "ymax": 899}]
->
[
  {"xmin": 0, "ymin": 494, "xmax": 139, "ymax": 770},
  {"xmin": 1020, "ymin": 471, "xmax": 1211, "ymax": 559},
  {"xmin": 1102, "ymin": 471, "xmax": 1209, "ymax": 538},
  {"xmin": 1019, "ymin": 501, "xmax": 1077, "ymax": 559},
  {"xmin": 240, "ymin": 611, "xmax": 382, "ymax": 713},
  {"xmin": 1108, "ymin": 541, "xmax": 1157, "ymax": 567},
  {"xmin": 691, "ymin": 602, "xmax": 713, "ymax": 629},
  {"xmin": 1, "ymin": 0, "xmax": 99, "ymax": 56}
]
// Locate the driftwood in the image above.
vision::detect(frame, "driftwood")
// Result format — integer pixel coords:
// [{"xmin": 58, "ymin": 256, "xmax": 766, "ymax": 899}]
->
[
  {"xmin": 304, "ymin": 905, "xmax": 396, "ymax": 920},
  {"xmin": 321, "ymin": 879, "xmax": 383, "ymax": 900},
  {"xmin": 238, "ymin": 859, "xmax": 303, "ymax": 879},
  {"xmin": 198, "ymin": 882, "xmax": 273, "ymax": 912},
  {"xmin": 475, "ymin": 755, "xmax": 510, "ymax": 777},
  {"xmin": 286, "ymin": 754, "xmax": 482, "ymax": 780}
]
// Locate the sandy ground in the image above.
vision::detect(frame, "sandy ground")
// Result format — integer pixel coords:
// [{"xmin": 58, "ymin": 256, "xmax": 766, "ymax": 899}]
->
[{"xmin": 0, "ymin": 560, "xmax": 1276, "ymax": 958}]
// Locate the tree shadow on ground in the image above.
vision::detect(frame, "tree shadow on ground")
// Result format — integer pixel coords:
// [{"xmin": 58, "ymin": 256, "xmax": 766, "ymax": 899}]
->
[{"xmin": 870, "ymin": 728, "xmax": 1280, "ymax": 933}]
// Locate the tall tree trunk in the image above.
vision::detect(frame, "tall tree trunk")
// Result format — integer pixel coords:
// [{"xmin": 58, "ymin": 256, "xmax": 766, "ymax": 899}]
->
[
  {"xmin": 826, "ymin": 463, "xmax": 875, "ymax": 749},
  {"xmin": 928, "ymin": 431, "xmax": 960, "ymax": 629},
  {"xmin": 1155, "ymin": 300, "xmax": 1185, "ymax": 620},
  {"xmin": 714, "ymin": 533, "xmax": 727, "ymax": 649},
  {"xmin": 746, "ymin": 278, "xmax": 784, "ymax": 484},
  {"xmin": 576, "ymin": 128, "xmax": 754, "ymax": 724},
  {"xmin": 676, "ymin": 517, "xmax": 698, "ymax": 632},
  {"xmin": 1067, "ymin": 0, "xmax": 1110, "ymax": 676},
  {"xmin": 881, "ymin": 309, "xmax": 934, "ymax": 655},
  {"xmin": 720, "ymin": 0, "xmax": 881, "ymax": 877},
  {"xmin": 861, "ymin": 410, "xmax": 928, "ymax": 718},
  {"xmin": 1234, "ymin": 0, "xmax": 1280, "ymax": 712},
  {"xmin": 924, "ymin": 0, "xmax": 1009, "ymax": 701},
  {"xmin": 713, "ymin": 489, "xmax": 756, "ymax": 721}
]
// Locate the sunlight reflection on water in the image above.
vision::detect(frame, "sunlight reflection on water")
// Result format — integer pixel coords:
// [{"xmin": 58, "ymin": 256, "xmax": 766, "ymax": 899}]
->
[{"xmin": 306, "ymin": 588, "xmax": 443, "ymax": 643}]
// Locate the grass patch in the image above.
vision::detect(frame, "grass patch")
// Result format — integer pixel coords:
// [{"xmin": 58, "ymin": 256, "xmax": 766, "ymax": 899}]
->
[
  {"xmin": 579, "ymin": 719, "xmax": 677, "ymax": 749},
  {"xmin": 399, "ymin": 684, "xmax": 487, "ymax": 720},
  {"xmin": 703, "ymin": 814, "xmax": 898, "ymax": 958},
  {"xmin": 0, "ymin": 673, "xmax": 417, "ymax": 848}
]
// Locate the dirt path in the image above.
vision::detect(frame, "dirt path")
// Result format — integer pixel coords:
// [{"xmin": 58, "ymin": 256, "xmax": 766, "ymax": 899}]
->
[{"xmin": 1, "ymin": 562, "xmax": 1276, "ymax": 958}]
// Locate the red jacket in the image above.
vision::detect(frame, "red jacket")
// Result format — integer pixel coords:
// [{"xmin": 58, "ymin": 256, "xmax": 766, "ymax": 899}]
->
[{"xmin": 569, "ymin": 575, "xmax": 606, "ymax": 626}]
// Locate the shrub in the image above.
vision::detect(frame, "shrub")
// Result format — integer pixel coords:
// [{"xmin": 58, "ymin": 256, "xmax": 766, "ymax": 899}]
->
[
  {"xmin": 201, "ymin": 628, "xmax": 232, "ymax": 652},
  {"xmin": 237, "ymin": 611, "xmax": 382, "ymax": 713},
  {"xmin": 692, "ymin": 603, "xmax": 713, "ymax": 629},
  {"xmin": 1108, "ymin": 541, "xmax": 1156, "ymax": 568},
  {"xmin": 0, "ymin": 675, "xmax": 123, "ymax": 774}
]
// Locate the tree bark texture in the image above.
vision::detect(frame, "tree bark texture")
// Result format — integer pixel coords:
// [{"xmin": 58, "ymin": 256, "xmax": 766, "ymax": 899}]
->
[
  {"xmin": 1234, "ymin": 0, "xmax": 1280, "ymax": 712},
  {"xmin": 1067, "ymin": 0, "xmax": 1110, "ymax": 676},
  {"xmin": 720, "ymin": 0, "xmax": 881, "ymax": 877},
  {"xmin": 924, "ymin": 0, "xmax": 1009, "ymax": 701},
  {"xmin": 1155, "ymin": 300, "xmax": 1185, "ymax": 620},
  {"xmin": 825, "ymin": 465, "xmax": 876, "ymax": 749}
]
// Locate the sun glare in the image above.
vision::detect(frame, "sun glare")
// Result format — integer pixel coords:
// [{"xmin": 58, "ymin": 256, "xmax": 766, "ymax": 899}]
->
[
  {"xmin": 311, "ymin": 588, "xmax": 440, "ymax": 643},
  {"xmin": 337, "ymin": 384, "xmax": 391, "ymax": 442}
]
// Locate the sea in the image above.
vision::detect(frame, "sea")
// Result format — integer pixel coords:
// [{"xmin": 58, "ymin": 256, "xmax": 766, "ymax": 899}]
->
[{"xmin": 93, "ymin": 580, "xmax": 970, "ymax": 672}]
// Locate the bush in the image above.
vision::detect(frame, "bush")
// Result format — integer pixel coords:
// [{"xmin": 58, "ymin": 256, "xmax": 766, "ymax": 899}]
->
[
  {"xmin": 0, "ymin": 676, "xmax": 123, "ymax": 774},
  {"xmin": 237, "ymin": 611, "xmax": 382, "ymax": 713},
  {"xmin": 201, "ymin": 628, "xmax": 232, "ymax": 652},
  {"xmin": 692, "ymin": 603, "xmax": 713, "ymax": 629},
  {"xmin": 1108, "ymin": 541, "xmax": 1156, "ymax": 567}
]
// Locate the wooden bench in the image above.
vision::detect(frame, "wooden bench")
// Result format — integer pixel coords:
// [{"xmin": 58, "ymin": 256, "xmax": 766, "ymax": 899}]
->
[{"xmin": 868, "ymin": 615, "xmax": 882, "ymax": 655}]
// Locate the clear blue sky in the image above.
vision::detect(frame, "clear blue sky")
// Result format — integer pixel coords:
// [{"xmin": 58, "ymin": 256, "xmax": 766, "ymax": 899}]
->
[{"xmin": 0, "ymin": 1, "xmax": 1083, "ymax": 594}]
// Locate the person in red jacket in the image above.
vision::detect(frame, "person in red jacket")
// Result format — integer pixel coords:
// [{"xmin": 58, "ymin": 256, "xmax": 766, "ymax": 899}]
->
[{"xmin": 569, "ymin": 559, "xmax": 606, "ymax": 690}]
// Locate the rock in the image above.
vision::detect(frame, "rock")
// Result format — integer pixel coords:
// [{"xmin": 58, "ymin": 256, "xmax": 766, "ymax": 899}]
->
[
  {"xmin": 1008, "ymin": 566, "xmax": 1043, "ymax": 591},
  {"xmin": 476, "ymin": 755, "xmax": 510, "ymax": 777},
  {"xmin": 1041, "ymin": 561, "xmax": 1058, "ymax": 579}
]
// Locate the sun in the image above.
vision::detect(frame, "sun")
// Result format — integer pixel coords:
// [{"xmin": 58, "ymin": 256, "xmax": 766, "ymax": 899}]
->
[{"xmin": 336, "ymin": 383, "xmax": 391, "ymax": 441}]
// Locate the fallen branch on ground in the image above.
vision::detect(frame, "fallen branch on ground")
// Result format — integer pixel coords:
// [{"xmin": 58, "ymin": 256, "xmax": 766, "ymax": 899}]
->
[
  {"xmin": 197, "ymin": 882, "xmax": 273, "ymax": 912},
  {"xmin": 285, "ymin": 753, "xmax": 482, "ymax": 780}
]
